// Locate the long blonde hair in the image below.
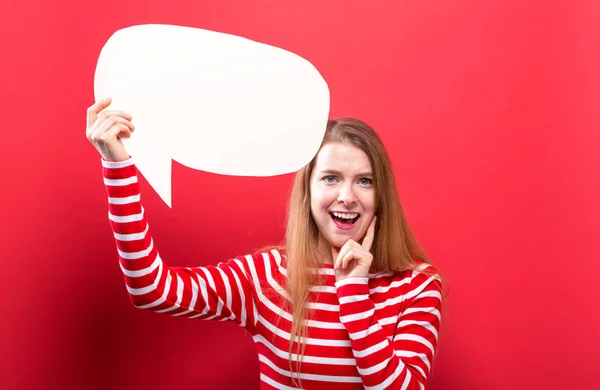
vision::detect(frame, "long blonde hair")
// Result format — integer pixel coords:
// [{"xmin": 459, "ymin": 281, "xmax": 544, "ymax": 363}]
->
[{"xmin": 282, "ymin": 118, "xmax": 435, "ymax": 387}]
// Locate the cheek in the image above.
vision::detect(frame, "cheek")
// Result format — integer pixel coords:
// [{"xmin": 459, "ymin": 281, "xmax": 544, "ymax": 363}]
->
[
  {"xmin": 311, "ymin": 186, "xmax": 331, "ymax": 209},
  {"xmin": 361, "ymin": 193, "xmax": 377, "ymax": 213},
  {"xmin": 309, "ymin": 186, "xmax": 325, "ymax": 217},
  {"xmin": 369, "ymin": 195, "xmax": 376, "ymax": 210},
  {"xmin": 309, "ymin": 198, "xmax": 319, "ymax": 219}
]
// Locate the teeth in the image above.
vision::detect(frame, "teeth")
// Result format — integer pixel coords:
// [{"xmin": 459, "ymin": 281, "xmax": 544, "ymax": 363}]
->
[{"xmin": 332, "ymin": 212, "xmax": 359, "ymax": 219}]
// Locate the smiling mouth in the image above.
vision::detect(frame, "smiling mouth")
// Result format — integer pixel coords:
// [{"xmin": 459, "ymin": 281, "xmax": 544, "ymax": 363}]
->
[{"xmin": 330, "ymin": 212, "xmax": 360, "ymax": 229}]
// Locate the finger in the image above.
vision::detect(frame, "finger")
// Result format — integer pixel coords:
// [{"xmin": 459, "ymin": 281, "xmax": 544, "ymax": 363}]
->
[
  {"xmin": 90, "ymin": 123, "xmax": 127, "ymax": 143},
  {"xmin": 361, "ymin": 216, "xmax": 377, "ymax": 252},
  {"xmin": 97, "ymin": 110, "xmax": 133, "ymax": 122},
  {"xmin": 92, "ymin": 116, "xmax": 135, "ymax": 137},
  {"xmin": 336, "ymin": 240, "xmax": 359, "ymax": 269},
  {"xmin": 333, "ymin": 242, "xmax": 350, "ymax": 270},
  {"xmin": 341, "ymin": 250, "xmax": 355, "ymax": 269},
  {"xmin": 91, "ymin": 112, "xmax": 135, "ymax": 133},
  {"xmin": 90, "ymin": 121, "xmax": 131, "ymax": 143},
  {"xmin": 100, "ymin": 123, "xmax": 132, "ymax": 143},
  {"xmin": 87, "ymin": 97, "xmax": 112, "ymax": 128}
]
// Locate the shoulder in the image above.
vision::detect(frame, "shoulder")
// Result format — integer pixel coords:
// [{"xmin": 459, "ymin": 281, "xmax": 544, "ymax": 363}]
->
[
  {"xmin": 405, "ymin": 261, "xmax": 444, "ymax": 299},
  {"xmin": 411, "ymin": 260, "xmax": 440, "ymax": 279}
]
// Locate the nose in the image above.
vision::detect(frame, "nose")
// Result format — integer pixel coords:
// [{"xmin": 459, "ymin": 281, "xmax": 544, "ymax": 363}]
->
[{"xmin": 337, "ymin": 183, "xmax": 357, "ymax": 205}]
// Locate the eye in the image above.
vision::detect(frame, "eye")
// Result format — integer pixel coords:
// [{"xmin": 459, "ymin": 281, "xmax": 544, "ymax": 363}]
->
[
  {"xmin": 359, "ymin": 178, "xmax": 373, "ymax": 186},
  {"xmin": 322, "ymin": 175, "xmax": 337, "ymax": 183}
]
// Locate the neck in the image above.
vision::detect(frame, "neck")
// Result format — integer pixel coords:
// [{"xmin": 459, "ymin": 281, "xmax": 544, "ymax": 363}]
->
[{"xmin": 317, "ymin": 235, "xmax": 334, "ymax": 264}]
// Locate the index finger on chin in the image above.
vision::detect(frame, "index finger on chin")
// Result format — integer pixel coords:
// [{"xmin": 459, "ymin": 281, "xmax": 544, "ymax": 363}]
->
[{"xmin": 361, "ymin": 216, "xmax": 377, "ymax": 251}]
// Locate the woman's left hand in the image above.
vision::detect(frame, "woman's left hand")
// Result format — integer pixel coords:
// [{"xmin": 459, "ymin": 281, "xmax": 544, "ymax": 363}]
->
[{"xmin": 332, "ymin": 216, "xmax": 377, "ymax": 281}]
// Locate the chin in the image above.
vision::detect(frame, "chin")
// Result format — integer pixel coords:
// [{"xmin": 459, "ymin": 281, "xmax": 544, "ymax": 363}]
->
[
  {"xmin": 328, "ymin": 233, "xmax": 355, "ymax": 249},
  {"xmin": 331, "ymin": 240, "xmax": 346, "ymax": 249}
]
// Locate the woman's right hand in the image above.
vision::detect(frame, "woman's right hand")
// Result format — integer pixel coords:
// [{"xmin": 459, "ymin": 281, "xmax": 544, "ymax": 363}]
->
[{"xmin": 86, "ymin": 97, "xmax": 136, "ymax": 162}]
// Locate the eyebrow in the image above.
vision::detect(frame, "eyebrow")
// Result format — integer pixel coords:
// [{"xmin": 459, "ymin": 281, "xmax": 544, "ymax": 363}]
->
[{"xmin": 319, "ymin": 169, "xmax": 373, "ymax": 177}]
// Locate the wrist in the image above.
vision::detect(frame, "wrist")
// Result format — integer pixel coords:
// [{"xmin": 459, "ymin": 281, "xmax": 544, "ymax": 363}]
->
[{"xmin": 102, "ymin": 153, "xmax": 130, "ymax": 162}]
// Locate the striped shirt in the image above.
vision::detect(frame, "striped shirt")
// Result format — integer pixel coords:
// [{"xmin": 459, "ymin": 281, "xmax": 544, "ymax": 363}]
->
[{"xmin": 102, "ymin": 157, "xmax": 443, "ymax": 389}]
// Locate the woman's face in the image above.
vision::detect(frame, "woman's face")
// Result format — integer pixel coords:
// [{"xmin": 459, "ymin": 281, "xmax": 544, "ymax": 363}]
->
[{"xmin": 309, "ymin": 142, "xmax": 376, "ymax": 252}]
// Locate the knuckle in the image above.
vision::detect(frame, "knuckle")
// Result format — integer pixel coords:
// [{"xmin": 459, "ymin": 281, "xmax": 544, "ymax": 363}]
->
[{"xmin": 105, "ymin": 117, "xmax": 120, "ymax": 128}]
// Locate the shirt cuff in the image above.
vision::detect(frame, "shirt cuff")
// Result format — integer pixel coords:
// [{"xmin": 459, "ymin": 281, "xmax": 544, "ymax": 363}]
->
[{"xmin": 102, "ymin": 156, "xmax": 136, "ymax": 180}]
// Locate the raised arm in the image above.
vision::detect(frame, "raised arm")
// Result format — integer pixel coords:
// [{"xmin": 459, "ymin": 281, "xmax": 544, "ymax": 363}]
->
[
  {"xmin": 103, "ymin": 158, "xmax": 258, "ymax": 330},
  {"xmin": 87, "ymin": 98, "xmax": 257, "ymax": 331}
]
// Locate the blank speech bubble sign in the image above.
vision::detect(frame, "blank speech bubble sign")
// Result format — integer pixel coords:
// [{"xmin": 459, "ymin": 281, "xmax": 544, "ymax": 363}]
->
[{"xmin": 94, "ymin": 24, "xmax": 330, "ymax": 208}]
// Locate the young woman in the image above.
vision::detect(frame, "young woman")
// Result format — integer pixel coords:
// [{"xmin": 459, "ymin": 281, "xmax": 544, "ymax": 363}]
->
[{"xmin": 86, "ymin": 97, "xmax": 444, "ymax": 389}]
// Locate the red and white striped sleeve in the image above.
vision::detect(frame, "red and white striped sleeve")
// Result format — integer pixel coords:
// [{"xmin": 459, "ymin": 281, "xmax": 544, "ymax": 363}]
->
[
  {"xmin": 335, "ymin": 267, "xmax": 443, "ymax": 390},
  {"xmin": 102, "ymin": 157, "xmax": 257, "ymax": 331}
]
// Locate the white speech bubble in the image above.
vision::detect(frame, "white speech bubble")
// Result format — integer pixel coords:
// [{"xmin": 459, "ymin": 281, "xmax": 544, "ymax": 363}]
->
[{"xmin": 94, "ymin": 24, "xmax": 330, "ymax": 208}]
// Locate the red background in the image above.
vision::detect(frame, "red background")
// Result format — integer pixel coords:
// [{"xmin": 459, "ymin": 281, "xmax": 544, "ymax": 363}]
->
[{"xmin": 1, "ymin": 0, "xmax": 599, "ymax": 389}]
